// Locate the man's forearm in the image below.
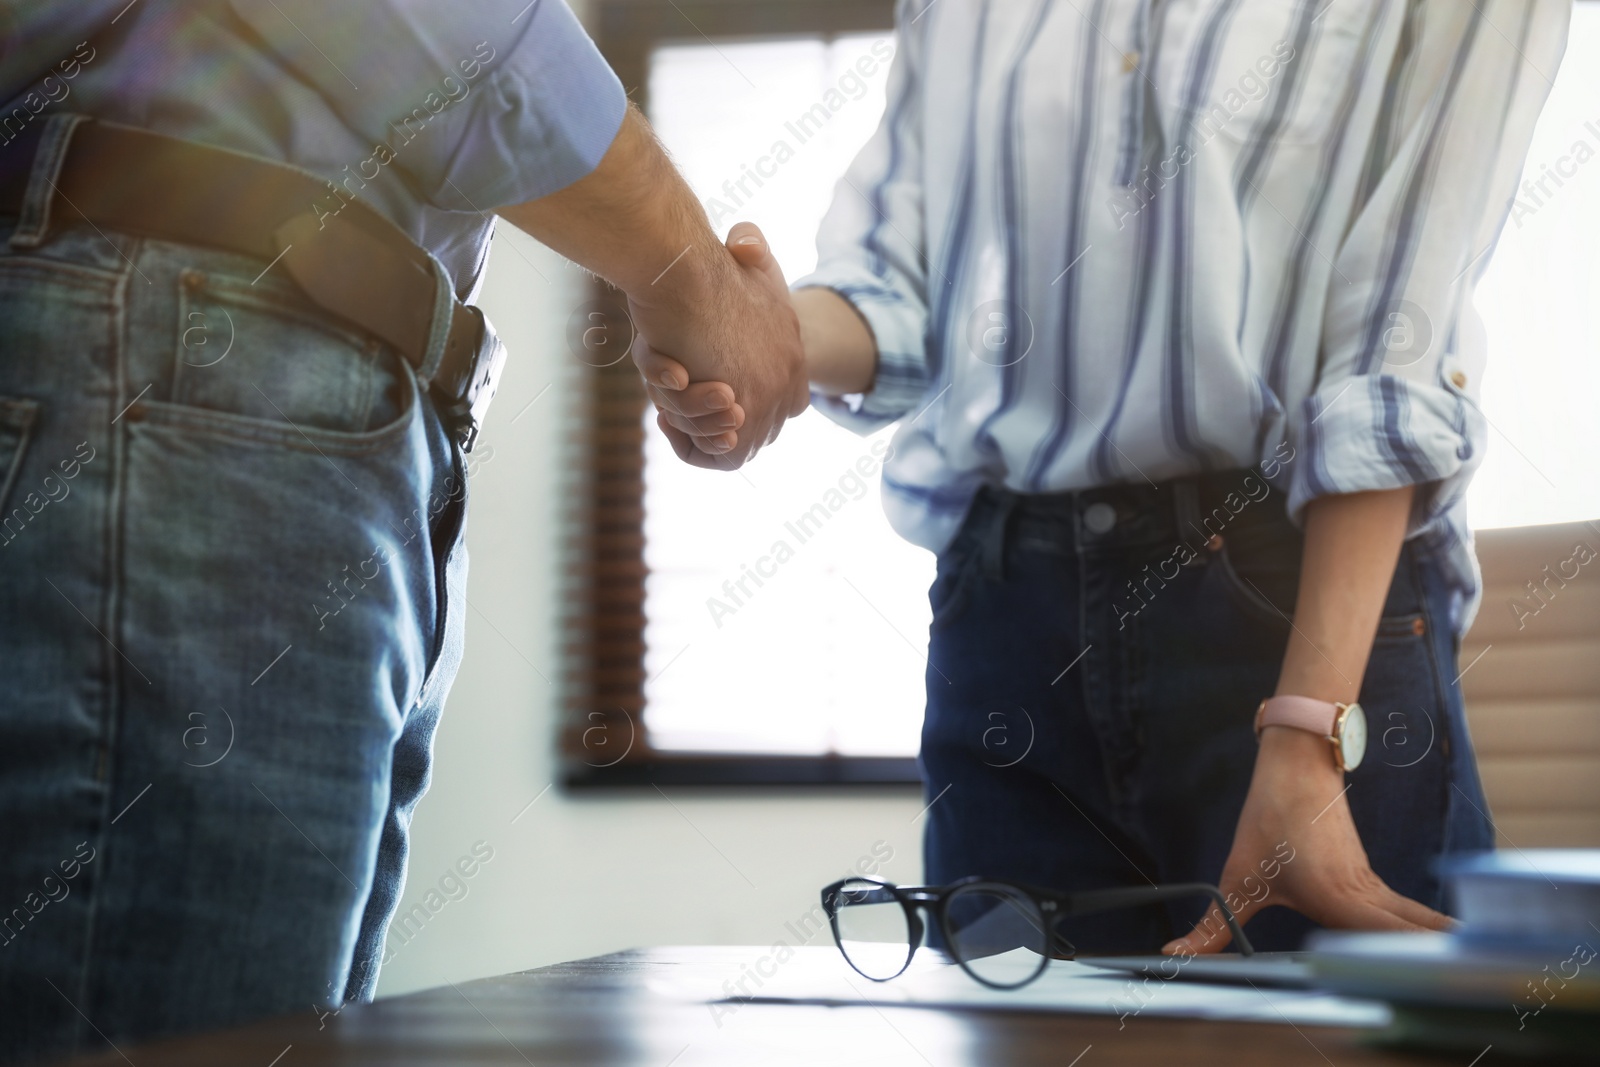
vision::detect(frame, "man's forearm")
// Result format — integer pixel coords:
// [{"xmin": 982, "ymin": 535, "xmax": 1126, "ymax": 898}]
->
[
  {"xmin": 1275, "ymin": 484, "xmax": 1416, "ymax": 706},
  {"xmin": 497, "ymin": 104, "xmax": 724, "ymax": 306}
]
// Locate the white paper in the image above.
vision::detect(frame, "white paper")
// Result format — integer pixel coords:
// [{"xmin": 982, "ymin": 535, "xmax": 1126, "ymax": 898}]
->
[{"xmin": 653, "ymin": 947, "xmax": 1392, "ymax": 1030}]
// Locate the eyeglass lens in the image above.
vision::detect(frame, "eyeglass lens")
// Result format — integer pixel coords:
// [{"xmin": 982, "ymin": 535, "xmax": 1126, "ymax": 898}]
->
[
  {"xmin": 832, "ymin": 879, "xmax": 915, "ymax": 980},
  {"xmin": 942, "ymin": 883, "xmax": 1050, "ymax": 987}
]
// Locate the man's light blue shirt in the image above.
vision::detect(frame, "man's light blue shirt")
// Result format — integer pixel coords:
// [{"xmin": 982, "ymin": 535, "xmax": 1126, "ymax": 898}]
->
[{"xmin": 0, "ymin": 0, "xmax": 628, "ymax": 300}]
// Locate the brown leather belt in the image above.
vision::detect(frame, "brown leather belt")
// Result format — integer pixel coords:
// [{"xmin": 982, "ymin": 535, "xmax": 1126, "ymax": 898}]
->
[{"xmin": 0, "ymin": 117, "xmax": 503, "ymax": 451}]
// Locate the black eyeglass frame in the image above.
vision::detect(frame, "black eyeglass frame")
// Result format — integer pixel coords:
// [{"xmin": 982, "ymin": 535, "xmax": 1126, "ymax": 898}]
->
[{"xmin": 820, "ymin": 875, "xmax": 1256, "ymax": 990}]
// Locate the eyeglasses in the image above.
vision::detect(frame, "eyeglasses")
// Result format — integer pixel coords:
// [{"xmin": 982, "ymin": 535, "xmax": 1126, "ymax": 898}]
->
[{"xmin": 820, "ymin": 876, "xmax": 1255, "ymax": 990}]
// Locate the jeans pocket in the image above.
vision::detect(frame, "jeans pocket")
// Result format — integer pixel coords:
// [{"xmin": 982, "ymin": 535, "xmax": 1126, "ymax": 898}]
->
[
  {"xmin": 168, "ymin": 268, "xmax": 406, "ymax": 437},
  {"xmin": 1208, "ymin": 522, "xmax": 1301, "ymax": 628}
]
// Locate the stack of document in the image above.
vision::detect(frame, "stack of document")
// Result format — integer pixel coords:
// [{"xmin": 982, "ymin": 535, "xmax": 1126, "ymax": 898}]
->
[{"xmin": 1309, "ymin": 849, "xmax": 1600, "ymax": 1057}]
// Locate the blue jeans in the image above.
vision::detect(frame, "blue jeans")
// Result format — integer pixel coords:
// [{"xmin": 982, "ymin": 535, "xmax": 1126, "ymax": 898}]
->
[
  {"xmin": 920, "ymin": 475, "xmax": 1495, "ymax": 954},
  {"xmin": 0, "ymin": 135, "xmax": 467, "ymax": 1064}
]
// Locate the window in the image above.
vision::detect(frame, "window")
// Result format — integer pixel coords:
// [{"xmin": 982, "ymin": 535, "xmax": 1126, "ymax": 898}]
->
[
  {"xmin": 563, "ymin": 0, "xmax": 904, "ymax": 786},
  {"xmin": 1466, "ymin": 2, "xmax": 1600, "ymax": 529}
]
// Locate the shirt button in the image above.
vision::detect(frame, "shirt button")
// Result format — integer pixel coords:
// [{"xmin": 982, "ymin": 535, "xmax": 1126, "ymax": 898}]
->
[
  {"xmin": 1449, "ymin": 370, "xmax": 1468, "ymax": 388},
  {"xmin": 1084, "ymin": 502, "xmax": 1117, "ymax": 534}
]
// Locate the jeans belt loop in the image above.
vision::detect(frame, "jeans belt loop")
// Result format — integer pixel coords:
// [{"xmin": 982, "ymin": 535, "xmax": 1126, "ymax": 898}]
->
[
  {"xmin": 9, "ymin": 113, "xmax": 88, "ymax": 251},
  {"xmin": 417, "ymin": 249, "xmax": 505, "ymax": 453},
  {"xmin": 416, "ymin": 249, "xmax": 457, "ymax": 387},
  {"xmin": 980, "ymin": 489, "xmax": 1018, "ymax": 582}
]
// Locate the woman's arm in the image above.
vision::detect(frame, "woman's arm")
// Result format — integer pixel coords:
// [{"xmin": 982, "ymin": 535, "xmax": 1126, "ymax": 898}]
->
[
  {"xmin": 1278, "ymin": 484, "xmax": 1416, "ymax": 705},
  {"xmin": 792, "ymin": 286, "xmax": 878, "ymax": 397},
  {"xmin": 1165, "ymin": 483, "xmax": 1454, "ymax": 954}
]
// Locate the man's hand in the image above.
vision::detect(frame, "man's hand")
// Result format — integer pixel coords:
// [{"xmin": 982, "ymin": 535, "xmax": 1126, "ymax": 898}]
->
[
  {"xmin": 630, "ymin": 222, "xmax": 808, "ymax": 469},
  {"xmin": 1161, "ymin": 727, "xmax": 1453, "ymax": 954}
]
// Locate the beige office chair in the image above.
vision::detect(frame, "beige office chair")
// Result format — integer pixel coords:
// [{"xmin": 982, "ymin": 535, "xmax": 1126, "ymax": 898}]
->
[{"xmin": 1461, "ymin": 519, "xmax": 1600, "ymax": 847}]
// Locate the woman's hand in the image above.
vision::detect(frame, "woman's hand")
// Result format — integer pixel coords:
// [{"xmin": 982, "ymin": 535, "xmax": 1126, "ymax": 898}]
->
[
  {"xmin": 635, "ymin": 235, "xmax": 882, "ymax": 463},
  {"xmin": 1162, "ymin": 726, "xmax": 1453, "ymax": 954}
]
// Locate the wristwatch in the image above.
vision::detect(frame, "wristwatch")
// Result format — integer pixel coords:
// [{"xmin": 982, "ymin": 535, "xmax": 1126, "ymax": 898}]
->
[{"xmin": 1254, "ymin": 695, "xmax": 1367, "ymax": 772}]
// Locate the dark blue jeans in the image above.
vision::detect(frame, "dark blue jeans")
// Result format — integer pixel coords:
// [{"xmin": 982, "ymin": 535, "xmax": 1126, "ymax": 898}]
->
[
  {"xmin": 920, "ymin": 474, "xmax": 1495, "ymax": 954},
  {"xmin": 0, "ymin": 129, "xmax": 468, "ymax": 1065}
]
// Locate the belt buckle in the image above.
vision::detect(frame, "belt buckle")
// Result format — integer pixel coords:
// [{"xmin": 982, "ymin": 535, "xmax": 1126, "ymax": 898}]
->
[{"xmin": 436, "ymin": 304, "xmax": 505, "ymax": 453}]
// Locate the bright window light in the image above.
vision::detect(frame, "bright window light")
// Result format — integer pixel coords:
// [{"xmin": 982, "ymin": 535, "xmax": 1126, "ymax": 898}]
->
[
  {"xmin": 1467, "ymin": 3, "xmax": 1600, "ymax": 529},
  {"xmin": 643, "ymin": 34, "xmax": 930, "ymax": 756}
]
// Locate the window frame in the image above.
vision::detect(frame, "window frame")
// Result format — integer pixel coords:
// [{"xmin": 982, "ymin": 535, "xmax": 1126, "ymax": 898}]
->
[{"xmin": 561, "ymin": 0, "xmax": 915, "ymax": 789}]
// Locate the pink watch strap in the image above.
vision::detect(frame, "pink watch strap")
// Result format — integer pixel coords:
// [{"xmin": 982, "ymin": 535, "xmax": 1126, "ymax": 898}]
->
[{"xmin": 1255, "ymin": 695, "xmax": 1338, "ymax": 738}]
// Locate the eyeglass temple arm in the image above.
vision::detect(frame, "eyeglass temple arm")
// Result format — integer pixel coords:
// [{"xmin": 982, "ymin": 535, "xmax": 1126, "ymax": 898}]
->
[{"xmin": 1062, "ymin": 884, "xmax": 1255, "ymax": 956}]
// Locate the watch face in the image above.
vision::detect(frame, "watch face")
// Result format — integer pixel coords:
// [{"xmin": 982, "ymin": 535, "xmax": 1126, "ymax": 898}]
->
[{"xmin": 1338, "ymin": 703, "xmax": 1367, "ymax": 771}]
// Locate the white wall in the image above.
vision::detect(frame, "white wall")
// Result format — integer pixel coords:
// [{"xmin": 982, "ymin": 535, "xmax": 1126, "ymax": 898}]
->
[{"xmin": 374, "ymin": 223, "xmax": 926, "ymax": 998}]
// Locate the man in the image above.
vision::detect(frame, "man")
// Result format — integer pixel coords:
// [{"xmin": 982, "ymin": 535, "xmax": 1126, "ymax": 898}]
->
[
  {"xmin": 0, "ymin": 2, "xmax": 798, "ymax": 1063},
  {"xmin": 652, "ymin": 0, "xmax": 1570, "ymax": 953}
]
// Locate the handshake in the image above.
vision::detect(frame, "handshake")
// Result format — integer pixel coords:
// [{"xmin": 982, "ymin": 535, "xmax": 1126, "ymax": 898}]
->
[
  {"xmin": 499, "ymin": 106, "xmax": 873, "ymax": 470},
  {"xmin": 626, "ymin": 221, "xmax": 811, "ymax": 470}
]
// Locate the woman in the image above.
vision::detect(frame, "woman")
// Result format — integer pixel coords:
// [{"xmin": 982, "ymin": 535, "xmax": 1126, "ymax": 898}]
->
[{"xmin": 647, "ymin": 0, "xmax": 1569, "ymax": 952}]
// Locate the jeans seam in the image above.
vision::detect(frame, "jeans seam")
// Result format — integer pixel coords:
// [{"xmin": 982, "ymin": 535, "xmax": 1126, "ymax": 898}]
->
[
  {"xmin": 0, "ymin": 397, "xmax": 40, "ymax": 518},
  {"xmin": 1405, "ymin": 545, "xmax": 1461, "ymax": 893},
  {"xmin": 71, "ymin": 241, "xmax": 139, "ymax": 1049}
]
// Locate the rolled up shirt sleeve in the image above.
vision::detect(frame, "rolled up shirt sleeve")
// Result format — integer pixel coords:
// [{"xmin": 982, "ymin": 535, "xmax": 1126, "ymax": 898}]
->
[
  {"xmin": 1288, "ymin": 0, "xmax": 1569, "ymax": 531},
  {"xmin": 225, "ymin": 0, "xmax": 627, "ymax": 210},
  {"xmin": 793, "ymin": 3, "xmax": 932, "ymax": 435}
]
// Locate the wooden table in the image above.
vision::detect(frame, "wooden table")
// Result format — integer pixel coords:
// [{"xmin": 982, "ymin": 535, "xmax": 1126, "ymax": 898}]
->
[{"xmin": 53, "ymin": 946, "xmax": 1475, "ymax": 1066}]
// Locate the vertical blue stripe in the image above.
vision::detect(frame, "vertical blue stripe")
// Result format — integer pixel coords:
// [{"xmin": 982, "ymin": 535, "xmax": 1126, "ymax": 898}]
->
[
  {"xmin": 1231, "ymin": 0, "xmax": 1322, "ymax": 332},
  {"xmin": 1021, "ymin": 0, "xmax": 1105, "ymax": 489},
  {"xmin": 966, "ymin": 0, "xmax": 1060, "ymax": 463},
  {"xmin": 1094, "ymin": 0, "xmax": 1178, "ymax": 483},
  {"xmin": 1354, "ymin": 7, "xmax": 1485, "ymax": 376},
  {"xmin": 1356, "ymin": 0, "xmax": 1423, "ymax": 210},
  {"xmin": 924, "ymin": 3, "xmax": 993, "ymax": 380},
  {"xmin": 863, "ymin": 1, "xmax": 923, "ymax": 281},
  {"xmin": 1255, "ymin": 0, "xmax": 1392, "ymax": 461},
  {"xmin": 1164, "ymin": 0, "xmax": 1245, "ymax": 468}
]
